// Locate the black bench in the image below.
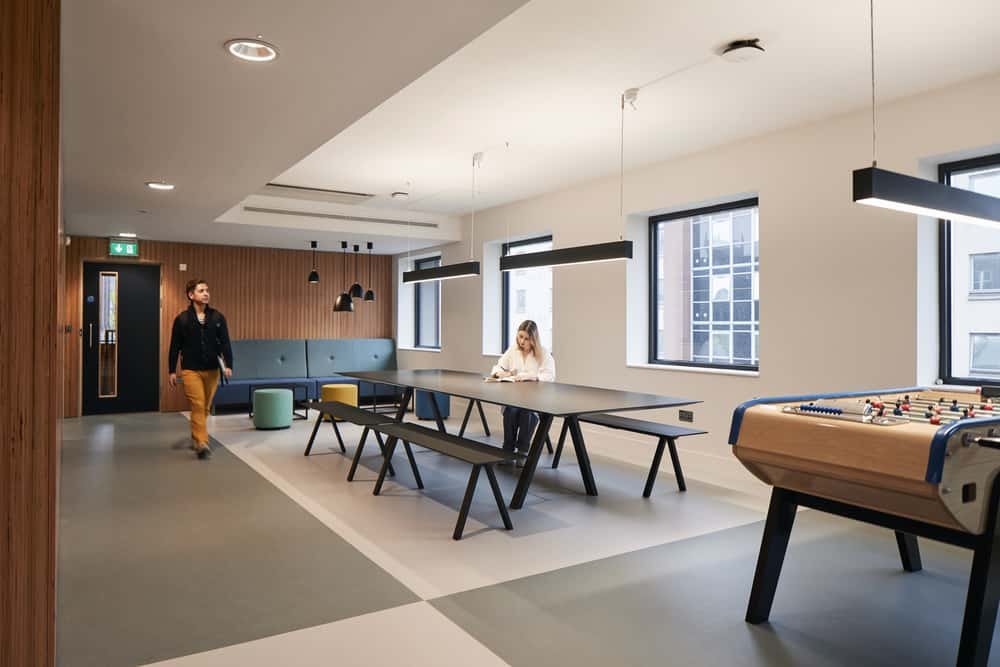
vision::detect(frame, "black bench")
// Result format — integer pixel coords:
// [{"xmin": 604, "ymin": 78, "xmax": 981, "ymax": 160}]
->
[
  {"xmin": 552, "ymin": 413, "xmax": 706, "ymax": 497},
  {"xmin": 372, "ymin": 422, "xmax": 521, "ymax": 540},
  {"xmin": 304, "ymin": 401, "xmax": 404, "ymax": 480}
]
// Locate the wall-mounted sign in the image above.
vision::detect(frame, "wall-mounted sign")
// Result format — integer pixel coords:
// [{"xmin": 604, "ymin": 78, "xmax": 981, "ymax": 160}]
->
[{"xmin": 108, "ymin": 239, "xmax": 138, "ymax": 257}]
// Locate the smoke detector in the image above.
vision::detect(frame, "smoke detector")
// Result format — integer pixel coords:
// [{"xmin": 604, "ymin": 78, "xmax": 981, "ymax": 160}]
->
[{"xmin": 720, "ymin": 39, "xmax": 765, "ymax": 63}]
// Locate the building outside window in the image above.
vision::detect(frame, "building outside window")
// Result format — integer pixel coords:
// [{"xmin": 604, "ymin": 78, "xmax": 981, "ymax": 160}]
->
[
  {"xmin": 413, "ymin": 256, "xmax": 440, "ymax": 349},
  {"xmin": 940, "ymin": 154, "xmax": 1000, "ymax": 383},
  {"xmin": 971, "ymin": 252, "xmax": 1000, "ymax": 293},
  {"xmin": 649, "ymin": 198, "xmax": 759, "ymax": 370},
  {"xmin": 502, "ymin": 236, "xmax": 553, "ymax": 351}
]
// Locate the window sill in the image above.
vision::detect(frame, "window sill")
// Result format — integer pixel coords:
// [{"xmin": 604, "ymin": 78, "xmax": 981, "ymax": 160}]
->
[
  {"xmin": 398, "ymin": 346, "xmax": 441, "ymax": 353},
  {"xmin": 626, "ymin": 362, "xmax": 759, "ymax": 378}
]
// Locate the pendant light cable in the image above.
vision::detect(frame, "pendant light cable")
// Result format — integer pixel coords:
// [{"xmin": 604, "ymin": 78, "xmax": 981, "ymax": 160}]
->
[
  {"xmin": 619, "ymin": 93, "xmax": 625, "ymax": 222},
  {"xmin": 870, "ymin": 0, "xmax": 877, "ymax": 167}
]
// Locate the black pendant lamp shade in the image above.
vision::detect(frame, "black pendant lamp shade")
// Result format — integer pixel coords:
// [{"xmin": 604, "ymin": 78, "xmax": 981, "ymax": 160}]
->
[
  {"xmin": 853, "ymin": 167, "xmax": 1000, "ymax": 227},
  {"xmin": 403, "ymin": 260, "xmax": 481, "ymax": 284},
  {"xmin": 349, "ymin": 244, "xmax": 364, "ymax": 298},
  {"xmin": 334, "ymin": 241, "xmax": 354, "ymax": 312},
  {"xmin": 334, "ymin": 292, "xmax": 354, "ymax": 312},
  {"xmin": 307, "ymin": 240, "xmax": 319, "ymax": 284},
  {"xmin": 364, "ymin": 241, "xmax": 376, "ymax": 301},
  {"xmin": 499, "ymin": 240, "xmax": 633, "ymax": 272}
]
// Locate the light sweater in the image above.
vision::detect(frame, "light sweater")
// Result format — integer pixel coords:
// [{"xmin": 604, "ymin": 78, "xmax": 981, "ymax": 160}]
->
[{"xmin": 491, "ymin": 345, "xmax": 556, "ymax": 382}]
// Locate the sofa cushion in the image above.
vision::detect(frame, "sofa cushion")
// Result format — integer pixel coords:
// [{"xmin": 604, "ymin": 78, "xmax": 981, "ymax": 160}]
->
[
  {"xmin": 306, "ymin": 338, "xmax": 396, "ymax": 377},
  {"xmin": 231, "ymin": 339, "xmax": 308, "ymax": 380}
]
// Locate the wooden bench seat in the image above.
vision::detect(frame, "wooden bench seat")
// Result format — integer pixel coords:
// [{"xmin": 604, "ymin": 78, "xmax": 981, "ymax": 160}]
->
[
  {"xmin": 372, "ymin": 422, "xmax": 520, "ymax": 540},
  {"xmin": 553, "ymin": 413, "xmax": 706, "ymax": 497}
]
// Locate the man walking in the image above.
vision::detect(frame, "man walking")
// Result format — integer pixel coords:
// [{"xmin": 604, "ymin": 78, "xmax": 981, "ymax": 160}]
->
[{"xmin": 168, "ymin": 279, "xmax": 234, "ymax": 459}]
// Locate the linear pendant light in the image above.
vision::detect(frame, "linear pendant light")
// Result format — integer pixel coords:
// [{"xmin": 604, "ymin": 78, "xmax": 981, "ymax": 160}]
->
[
  {"xmin": 850, "ymin": 0, "xmax": 1000, "ymax": 227},
  {"xmin": 500, "ymin": 91, "xmax": 635, "ymax": 273},
  {"xmin": 402, "ymin": 153, "xmax": 482, "ymax": 284},
  {"xmin": 500, "ymin": 240, "xmax": 633, "ymax": 271},
  {"xmin": 853, "ymin": 167, "xmax": 1000, "ymax": 227}
]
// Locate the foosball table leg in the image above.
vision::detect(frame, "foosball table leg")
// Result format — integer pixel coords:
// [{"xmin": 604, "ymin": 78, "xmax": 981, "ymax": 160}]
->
[
  {"xmin": 746, "ymin": 487, "xmax": 798, "ymax": 624},
  {"xmin": 956, "ymin": 477, "xmax": 1000, "ymax": 667},
  {"xmin": 895, "ymin": 531, "xmax": 922, "ymax": 572}
]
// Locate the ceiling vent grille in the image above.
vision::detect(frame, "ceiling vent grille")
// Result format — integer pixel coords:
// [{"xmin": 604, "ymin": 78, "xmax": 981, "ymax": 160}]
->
[
  {"xmin": 242, "ymin": 205, "xmax": 438, "ymax": 229},
  {"xmin": 258, "ymin": 182, "xmax": 375, "ymax": 205}
]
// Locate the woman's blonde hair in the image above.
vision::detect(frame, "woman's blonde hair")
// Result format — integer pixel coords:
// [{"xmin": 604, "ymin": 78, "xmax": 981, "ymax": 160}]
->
[{"xmin": 517, "ymin": 320, "xmax": 545, "ymax": 361}]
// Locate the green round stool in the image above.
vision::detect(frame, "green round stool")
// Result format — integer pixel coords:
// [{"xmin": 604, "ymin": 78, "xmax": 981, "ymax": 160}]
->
[{"xmin": 253, "ymin": 388, "xmax": 293, "ymax": 430}]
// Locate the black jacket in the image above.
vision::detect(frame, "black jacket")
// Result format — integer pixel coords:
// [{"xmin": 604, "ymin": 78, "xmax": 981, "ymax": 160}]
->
[{"xmin": 168, "ymin": 305, "xmax": 234, "ymax": 372}]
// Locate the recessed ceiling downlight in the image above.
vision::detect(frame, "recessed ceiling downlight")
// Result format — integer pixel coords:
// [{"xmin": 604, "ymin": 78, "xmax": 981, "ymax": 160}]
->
[
  {"xmin": 145, "ymin": 181, "xmax": 175, "ymax": 191},
  {"xmin": 225, "ymin": 37, "xmax": 278, "ymax": 62},
  {"xmin": 720, "ymin": 38, "xmax": 765, "ymax": 63}
]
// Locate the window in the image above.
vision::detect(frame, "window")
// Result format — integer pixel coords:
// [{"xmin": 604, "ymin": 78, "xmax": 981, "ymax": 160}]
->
[
  {"xmin": 502, "ymin": 236, "xmax": 553, "ymax": 350},
  {"xmin": 971, "ymin": 334, "xmax": 1000, "ymax": 378},
  {"xmin": 413, "ymin": 256, "xmax": 440, "ymax": 349},
  {"xmin": 649, "ymin": 198, "xmax": 759, "ymax": 370},
  {"xmin": 940, "ymin": 154, "xmax": 1000, "ymax": 384},
  {"xmin": 971, "ymin": 252, "xmax": 1000, "ymax": 293}
]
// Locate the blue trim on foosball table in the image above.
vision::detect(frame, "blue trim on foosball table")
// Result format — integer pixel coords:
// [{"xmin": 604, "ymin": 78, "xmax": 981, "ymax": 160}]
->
[
  {"xmin": 926, "ymin": 416, "xmax": 1000, "ymax": 484},
  {"xmin": 727, "ymin": 387, "xmax": 924, "ymax": 446}
]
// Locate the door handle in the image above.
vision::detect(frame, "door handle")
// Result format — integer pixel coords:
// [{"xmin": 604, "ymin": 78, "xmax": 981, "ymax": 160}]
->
[{"xmin": 89, "ymin": 323, "xmax": 93, "ymax": 349}]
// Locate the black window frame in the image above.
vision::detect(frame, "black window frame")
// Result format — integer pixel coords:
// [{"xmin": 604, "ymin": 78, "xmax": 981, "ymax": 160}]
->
[
  {"xmin": 501, "ymin": 235, "xmax": 553, "ymax": 351},
  {"xmin": 648, "ymin": 197, "xmax": 760, "ymax": 372},
  {"xmin": 413, "ymin": 255, "xmax": 441, "ymax": 349},
  {"xmin": 938, "ymin": 152, "xmax": 1000, "ymax": 386}
]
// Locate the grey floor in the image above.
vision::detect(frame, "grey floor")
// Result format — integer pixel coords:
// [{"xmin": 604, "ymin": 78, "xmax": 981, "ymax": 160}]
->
[
  {"xmin": 58, "ymin": 413, "xmax": 1000, "ymax": 666},
  {"xmin": 57, "ymin": 414, "xmax": 417, "ymax": 667}
]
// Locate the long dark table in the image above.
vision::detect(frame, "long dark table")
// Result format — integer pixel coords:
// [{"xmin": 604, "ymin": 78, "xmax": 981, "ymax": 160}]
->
[{"xmin": 339, "ymin": 369, "xmax": 699, "ymax": 509}]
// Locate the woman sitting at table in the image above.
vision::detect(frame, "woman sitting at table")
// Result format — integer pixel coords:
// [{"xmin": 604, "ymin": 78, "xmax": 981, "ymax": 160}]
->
[{"xmin": 490, "ymin": 320, "xmax": 556, "ymax": 460}]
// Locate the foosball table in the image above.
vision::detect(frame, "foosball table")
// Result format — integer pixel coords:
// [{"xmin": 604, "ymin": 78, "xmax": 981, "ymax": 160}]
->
[{"xmin": 729, "ymin": 386, "xmax": 1000, "ymax": 667}]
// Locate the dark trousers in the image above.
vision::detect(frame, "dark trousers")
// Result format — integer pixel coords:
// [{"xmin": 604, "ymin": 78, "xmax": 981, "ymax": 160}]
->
[{"xmin": 502, "ymin": 407, "xmax": 538, "ymax": 452}]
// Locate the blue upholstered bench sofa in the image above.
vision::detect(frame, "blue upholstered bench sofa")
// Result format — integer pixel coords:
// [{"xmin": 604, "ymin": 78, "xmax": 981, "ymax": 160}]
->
[{"xmin": 212, "ymin": 338, "xmax": 400, "ymax": 408}]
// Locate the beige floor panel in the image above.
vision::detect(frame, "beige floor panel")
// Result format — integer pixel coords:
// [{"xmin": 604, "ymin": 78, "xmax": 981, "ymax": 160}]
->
[
  {"xmin": 142, "ymin": 602, "xmax": 509, "ymax": 667},
  {"xmin": 207, "ymin": 411, "xmax": 766, "ymax": 599}
]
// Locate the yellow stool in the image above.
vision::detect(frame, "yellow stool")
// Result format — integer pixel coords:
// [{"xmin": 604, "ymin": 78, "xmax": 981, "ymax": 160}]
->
[{"xmin": 321, "ymin": 384, "xmax": 358, "ymax": 421}]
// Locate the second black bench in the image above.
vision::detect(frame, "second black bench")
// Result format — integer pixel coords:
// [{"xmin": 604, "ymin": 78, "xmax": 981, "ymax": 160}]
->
[
  {"xmin": 552, "ymin": 413, "xmax": 706, "ymax": 497},
  {"xmin": 372, "ymin": 422, "xmax": 521, "ymax": 540}
]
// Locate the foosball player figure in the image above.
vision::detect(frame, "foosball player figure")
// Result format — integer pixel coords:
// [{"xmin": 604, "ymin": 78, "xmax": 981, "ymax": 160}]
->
[
  {"xmin": 984, "ymin": 398, "xmax": 994, "ymax": 411},
  {"xmin": 968, "ymin": 404, "xmax": 977, "ymax": 418},
  {"xmin": 893, "ymin": 401, "xmax": 904, "ymax": 416},
  {"xmin": 951, "ymin": 399, "xmax": 961, "ymax": 412},
  {"xmin": 924, "ymin": 408, "xmax": 935, "ymax": 419}
]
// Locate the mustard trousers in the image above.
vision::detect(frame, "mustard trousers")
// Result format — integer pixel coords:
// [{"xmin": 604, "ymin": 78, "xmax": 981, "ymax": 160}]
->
[{"xmin": 181, "ymin": 369, "xmax": 219, "ymax": 446}]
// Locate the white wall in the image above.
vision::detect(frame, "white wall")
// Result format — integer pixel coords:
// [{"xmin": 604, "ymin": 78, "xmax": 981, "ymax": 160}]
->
[{"xmin": 397, "ymin": 73, "xmax": 1000, "ymax": 496}]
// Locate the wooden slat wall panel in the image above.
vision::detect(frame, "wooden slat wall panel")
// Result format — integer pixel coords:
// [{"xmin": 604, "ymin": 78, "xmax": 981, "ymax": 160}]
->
[
  {"xmin": 64, "ymin": 237, "xmax": 395, "ymax": 415},
  {"xmin": 1, "ymin": 0, "xmax": 60, "ymax": 665}
]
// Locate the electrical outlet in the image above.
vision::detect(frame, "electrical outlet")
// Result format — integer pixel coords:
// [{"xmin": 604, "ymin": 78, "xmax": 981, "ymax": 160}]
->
[{"xmin": 679, "ymin": 409, "xmax": 694, "ymax": 423}]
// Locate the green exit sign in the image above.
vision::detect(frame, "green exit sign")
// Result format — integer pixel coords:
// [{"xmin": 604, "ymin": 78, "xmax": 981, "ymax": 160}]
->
[{"xmin": 108, "ymin": 239, "xmax": 139, "ymax": 257}]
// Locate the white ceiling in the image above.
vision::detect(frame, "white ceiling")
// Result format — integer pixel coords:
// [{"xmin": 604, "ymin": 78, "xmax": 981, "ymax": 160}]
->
[
  {"xmin": 61, "ymin": 0, "xmax": 528, "ymax": 252},
  {"xmin": 277, "ymin": 0, "xmax": 1000, "ymax": 217},
  {"xmin": 63, "ymin": 0, "xmax": 1000, "ymax": 253}
]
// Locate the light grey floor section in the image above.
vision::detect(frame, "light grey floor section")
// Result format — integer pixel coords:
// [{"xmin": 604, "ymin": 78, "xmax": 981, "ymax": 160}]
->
[
  {"xmin": 433, "ymin": 510, "xmax": 1000, "ymax": 667},
  {"xmin": 57, "ymin": 414, "xmax": 418, "ymax": 667}
]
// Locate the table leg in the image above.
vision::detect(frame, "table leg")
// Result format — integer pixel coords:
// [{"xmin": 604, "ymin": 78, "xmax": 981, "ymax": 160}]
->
[
  {"xmin": 510, "ymin": 413, "xmax": 553, "ymax": 510},
  {"xmin": 429, "ymin": 391, "xmax": 447, "ymax": 434},
  {"xmin": 746, "ymin": 487, "xmax": 798, "ymax": 623},
  {"xmin": 304, "ymin": 411, "xmax": 324, "ymax": 456},
  {"xmin": 567, "ymin": 416, "xmax": 598, "ymax": 496},
  {"xmin": 476, "ymin": 399, "xmax": 491, "ymax": 437},
  {"xmin": 395, "ymin": 387, "xmax": 413, "ymax": 423},
  {"xmin": 895, "ymin": 531, "xmax": 922, "ymax": 572},
  {"xmin": 373, "ymin": 436, "xmax": 398, "ymax": 496},
  {"xmin": 551, "ymin": 420, "xmax": 569, "ymax": 469},
  {"xmin": 459, "ymin": 400, "xmax": 474, "ymax": 437}
]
